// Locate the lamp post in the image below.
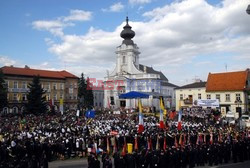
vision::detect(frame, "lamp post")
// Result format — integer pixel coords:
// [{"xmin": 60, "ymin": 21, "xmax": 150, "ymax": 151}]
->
[{"xmin": 247, "ymin": 4, "xmax": 250, "ymax": 14}]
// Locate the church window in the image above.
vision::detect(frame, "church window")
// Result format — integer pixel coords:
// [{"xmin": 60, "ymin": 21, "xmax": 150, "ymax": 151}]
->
[{"xmin": 123, "ymin": 56, "xmax": 126, "ymax": 63}]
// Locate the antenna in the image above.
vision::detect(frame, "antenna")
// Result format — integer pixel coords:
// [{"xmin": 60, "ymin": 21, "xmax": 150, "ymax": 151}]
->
[{"xmin": 225, "ymin": 63, "xmax": 227, "ymax": 72}]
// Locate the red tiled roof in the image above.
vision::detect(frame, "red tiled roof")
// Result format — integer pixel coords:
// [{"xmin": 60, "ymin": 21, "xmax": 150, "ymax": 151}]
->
[
  {"xmin": 1, "ymin": 66, "xmax": 78, "ymax": 79},
  {"xmin": 206, "ymin": 70, "xmax": 248, "ymax": 92}
]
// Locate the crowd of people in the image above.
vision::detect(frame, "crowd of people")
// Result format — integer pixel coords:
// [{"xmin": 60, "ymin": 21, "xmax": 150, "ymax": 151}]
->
[{"xmin": 0, "ymin": 108, "xmax": 249, "ymax": 168}]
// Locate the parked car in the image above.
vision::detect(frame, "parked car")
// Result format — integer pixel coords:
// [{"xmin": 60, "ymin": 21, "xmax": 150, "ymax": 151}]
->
[
  {"xmin": 225, "ymin": 112, "xmax": 235, "ymax": 125},
  {"xmin": 241, "ymin": 115, "xmax": 250, "ymax": 127}
]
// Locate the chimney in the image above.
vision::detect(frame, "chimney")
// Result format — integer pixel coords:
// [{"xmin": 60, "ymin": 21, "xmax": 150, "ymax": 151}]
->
[{"xmin": 24, "ymin": 65, "xmax": 30, "ymax": 69}]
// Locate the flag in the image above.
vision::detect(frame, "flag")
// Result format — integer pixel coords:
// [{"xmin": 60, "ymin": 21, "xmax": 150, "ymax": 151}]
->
[
  {"xmin": 160, "ymin": 97, "xmax": 165, "ymax": 111},
  {"xmin": 107, "ymin": 96, "xmax": 111, "ymax": 108},
  {"xmin": 204, "ymin": 134, "xmax": 206, "ymax": 144},
  {"xmin": 163, "ymin": 137, "xmax": 167, "ymax": 151},
  {"xmin": 156, "ymin": 135, "xmax": 159, "ymax": 150},
  {"xmin": 177, "ymin": 110, "xmax": 182, "ymax": 131},
  {"xmin": 85, "ymin": 110, "xmax": 95, "ymax": 118},
  {"xmin": 175, "ymin": 136, "xmax": 178, "ymax": 148},
  {"xmin": 210, "ymin": 132, "xmax": 213, "ymax": 145},
  {"xmin": 113, "ymin": 138, "xmax": 117, "ymax": 154},
  {"xmin": 138, "ymin": 99, "xmax": 144, "ymax": 134},
  {"xmin": 179, "ymin": 134, "xmax": 183, "ymax": 146},
  {"xmin": 138, "ymin": 99, "xmax": 143, "ymax": 113},
  {"xmin": 106, "ymin": 137, "xmax": 110, "ymax": 154},
  {"xmin": 147, "ymin": 137, "xmax": 152, "ymax": 151},
  {"xmin": 159, "ymin": 97, "xmax": 165, "ymax": 129},
  {"xmin": 134, "ymin": 136, "xmax": 138, "ymax": 151},
  {"xmin": 60, "ymin": 99, "xmax": 64, "ymax": 115},
  {"xmin": 121, "ymin": 137, "xmax": 127, "ymax": 156},
  {"xmin": 196, "ymin": 133, "xmax": 199, "ymax": 145}
]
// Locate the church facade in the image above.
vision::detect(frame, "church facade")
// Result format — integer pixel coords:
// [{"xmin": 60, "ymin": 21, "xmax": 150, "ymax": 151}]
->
[{"xmin": 104, "ymin": 17, "xmax": 177, "ymax": 110}]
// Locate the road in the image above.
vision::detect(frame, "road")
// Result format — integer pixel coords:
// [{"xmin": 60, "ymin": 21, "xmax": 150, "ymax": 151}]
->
[{"xmin": 49, "ymin": 159, "xmax": 250, "ymax": 168}]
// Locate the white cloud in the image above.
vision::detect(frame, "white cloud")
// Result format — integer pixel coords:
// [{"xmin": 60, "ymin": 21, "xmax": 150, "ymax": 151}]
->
[
  {"xmin": 32, "ymin": 20, "xmax": 73, "ymax": 37},
  {"xmin": 34, "ymin": 0, "xmax": 250, "ymax": 86},
  {"xmin": 32, "ymin": 9, "xmax": 92, "ymax": 37},
  {"xmin": 102, "ymin": 2, "xmax": 124, "ymax": 12},
  {"xmin": 63, "ymin": 10, "xmax": 92, "ymax": 22},
  {"xmin": 0, "ymin": 55, "xmax": 17, "ymax": 66},
  {"xmin": 129, "ymin": 0, "xmax": 152, "ymax": 5}
]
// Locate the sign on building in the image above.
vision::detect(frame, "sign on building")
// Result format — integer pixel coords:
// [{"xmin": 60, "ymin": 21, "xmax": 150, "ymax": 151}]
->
[{"xmin": 193, "ymin": 99, "xmax": 219, "ymax": 107}]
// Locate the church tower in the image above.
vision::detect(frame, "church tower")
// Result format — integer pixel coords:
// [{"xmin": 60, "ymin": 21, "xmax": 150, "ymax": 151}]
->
[{"xmin": 115, "ymin": 17, "xmax": 141, "ymax": 75}]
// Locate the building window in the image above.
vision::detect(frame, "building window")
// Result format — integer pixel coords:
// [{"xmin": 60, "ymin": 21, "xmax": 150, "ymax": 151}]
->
[
  {"xmin": 69, "ymin": 88, "xmax": 73, "ymax": 94},
  {"xmin": 53, "ymin": 83, "xmax": 57, "ymax": 90},
  {"xmin": 70, "ymin": 83, "xmax": 73, "ymax": 88},
  {"xmin": 216, "ymin": 94, "xmax": 220, "ymax": 102},
  {"xmin": 236, "ymin": 93, "xmax": 241, "ymax": 101},
  {"xmin": 198, "ymin": 93, "xmax": 201, "ymax": 99},
  {"xmin": 47, "ymin": 94, "xmax": 50, "ymax": 101},
  {"xmin": 21, "ymin": 82, "xmax": 26, "ymax": 89},
  {"xmin": 22, "ymin": 94, "xmax": 26, "ymax": 101},
  {"xmin": 5, "ymin": 81, "xmax": 9, "ymax": 88},
  {"xmin": 69, "ymin": 94, "xmax": 73, "ymax": 100},
  {"xmin": 226, "ymin": 94, "xmax": 230, "ymax": 102},
  {"xmin": 53, "ymin": 93, "xmax": 57, "ymax": 100},
  {"xmin": 123, "ymin": 56, "xmax": 126, "ymax": 63},
  {"xmin": 60, "ymin": 83, "xmax": 64, "ymax": 90},
  {"xmin": 180, "ymin": 94, "xmax": 183, "ymax": 100},
  {"xmin": 60, "ymin": 93, "xmax": 63, "ymax": 99},
  {"xmin": 14, "ymin": 81, "xmax": 18, "ymax": 88},
  {"xmin": 13, "ymin": 107, "xmax": 18, "ymax": 114},
  {"xmin": 207, "ymin": 94, "xmax": 211, "ymax": 99},
  {"xmin": 13, "ymin": 93, "xmax": 18, "ymax": 101},
  {"xmin": 110, "ymin": 96, "xmax": 114, "ymax": 105},
  {"xmin": 74, "ymin": 83, "xmax": 77, "ymax": 88}
]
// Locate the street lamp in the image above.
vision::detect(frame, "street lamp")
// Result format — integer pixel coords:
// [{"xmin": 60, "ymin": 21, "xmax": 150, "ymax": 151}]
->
[{"xmin": 247, "ymin": 5, "xmax": 250, "ymax": 14}]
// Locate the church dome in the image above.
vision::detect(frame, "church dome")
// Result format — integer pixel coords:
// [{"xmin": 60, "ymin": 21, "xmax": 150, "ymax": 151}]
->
[{"xmin": 120, "ymin": 17, "xmax": 135, "ymax": 45}]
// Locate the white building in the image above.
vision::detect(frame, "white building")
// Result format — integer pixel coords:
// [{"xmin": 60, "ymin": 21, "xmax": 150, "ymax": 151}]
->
[
  {"xmin": 175, "ymin": 81, "xmax": 207, "ymax": 111},
  {"xmin": 206, "ymin": 70, "xmax": 250, "ymax": 118},
  {"xmin": 104, "ymin": 17, "xmax": 177, "ymax": 110},
  {"xmin": 175, "ymin": 69, "xmax": 250, "ymax": 118}
]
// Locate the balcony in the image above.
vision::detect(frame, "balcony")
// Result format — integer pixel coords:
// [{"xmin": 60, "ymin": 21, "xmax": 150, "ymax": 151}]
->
[{"xmin": 184, "ymin": 98, "xmax": 193, "ymax": 104}]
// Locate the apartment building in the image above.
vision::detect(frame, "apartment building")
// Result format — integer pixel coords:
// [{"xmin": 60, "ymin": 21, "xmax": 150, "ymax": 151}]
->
[
  {"xmin": 1, "ymin": 66, "xmax": 79, "ymax": 114},
  {"xmin": 206, "ymin": 69, "xmax": 250, "ymax": 118}
]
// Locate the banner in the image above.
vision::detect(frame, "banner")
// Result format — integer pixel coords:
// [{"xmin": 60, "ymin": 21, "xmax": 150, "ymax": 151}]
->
[
  {"xmin": 193, "ymin": 99, "xmax": 219, "ymax": 107},
  {"xmin": 60, "ymin": 99, "xmax": 64, "ymax": 115}
]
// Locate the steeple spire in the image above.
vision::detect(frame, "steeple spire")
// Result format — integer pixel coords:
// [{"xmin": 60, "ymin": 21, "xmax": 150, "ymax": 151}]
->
[{"xmin": 120, "ymin": 17, "xmax": 135, "ymax": 45}]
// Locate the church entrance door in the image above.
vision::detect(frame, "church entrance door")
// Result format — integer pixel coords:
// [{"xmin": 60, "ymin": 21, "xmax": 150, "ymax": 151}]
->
[{"xmin": 120, "ymin": 100, "xmax": 126, "ymax": 107}]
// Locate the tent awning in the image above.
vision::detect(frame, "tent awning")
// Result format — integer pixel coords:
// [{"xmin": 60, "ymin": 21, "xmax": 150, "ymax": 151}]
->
[{"xmin": 119, "ymin": 91, "xmax": 149, "ymax": 99}]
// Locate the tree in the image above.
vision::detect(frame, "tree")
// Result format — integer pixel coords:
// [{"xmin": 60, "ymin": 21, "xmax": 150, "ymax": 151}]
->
[
  {"xmin": 86, "ymin": 77, "xmax": 94, "ymax": 109},
  {"xmin": 78, "ymin": 73, "xmax": 87, "ymax": 109},
  {"xmin": 0, "ymin": 70, "xmax": 8, "ymax": 112},
  {"xmin": 26, "ymin": 75, "xmax": 47, "ymax": 114}
]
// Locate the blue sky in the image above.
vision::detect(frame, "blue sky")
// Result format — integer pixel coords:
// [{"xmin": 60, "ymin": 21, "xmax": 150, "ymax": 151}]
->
[{"xmin": 0, "ymin": 0, "xmax": 250, "ymax": 86}]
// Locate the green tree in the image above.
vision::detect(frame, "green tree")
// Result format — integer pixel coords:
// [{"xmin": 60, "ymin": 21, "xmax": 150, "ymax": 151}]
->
[
  {"xmin": 26, "ymin": 75, "xmax": 47, "ymax": 114},
  {"xmin": 78, "ymin": 73, "xmax": 87, "ymax": 109},
  {"xmin": 86, "ymin": 77, "xmax": 94, "ymax": 109},
  {"xmin": 0, "ymin": 70, "xmax": 8, "ymax": 112}
]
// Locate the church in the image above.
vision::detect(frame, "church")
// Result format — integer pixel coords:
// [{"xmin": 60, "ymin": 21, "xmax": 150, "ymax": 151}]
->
[{"xmin": 103, "ymin": 17, "xmax": 177, "ymax": 110}]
